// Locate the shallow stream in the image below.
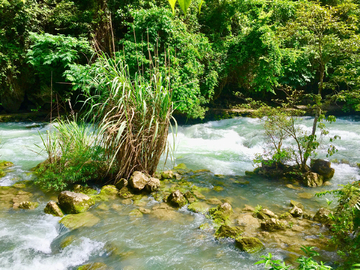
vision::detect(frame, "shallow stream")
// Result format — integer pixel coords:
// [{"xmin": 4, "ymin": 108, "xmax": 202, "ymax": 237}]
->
[{"xmin": 0, "ymin": 117, "xmax": 359, "ymax": 270}]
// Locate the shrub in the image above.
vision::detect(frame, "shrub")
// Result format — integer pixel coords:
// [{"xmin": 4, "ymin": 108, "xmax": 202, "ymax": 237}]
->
[{"xmin": 34, "ymin": 119, "xmax": 108, "ymax": 191}]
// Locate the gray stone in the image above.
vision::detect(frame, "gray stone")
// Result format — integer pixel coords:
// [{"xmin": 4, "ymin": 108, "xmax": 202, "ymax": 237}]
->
[
  {"xmin": 44, "ymin": 201, "xmax": 64, "ymax": 217},
  {"xmin": 167, "ymin": 190, "xmax": 187, "ymax": 208},
  {"xmin": 58, "ymin": 191, "xmax": 95, "ymax": 214},
  {"xmin": 129, "ymin": 171, "xmax": 149, "ymax": 191},
  {"xmin": 146, "ymin": 177, "xmax": 160, "ymax": 192}
]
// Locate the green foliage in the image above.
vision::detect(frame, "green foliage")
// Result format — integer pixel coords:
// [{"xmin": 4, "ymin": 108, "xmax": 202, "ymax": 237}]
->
[
  {"xmin": 316, "ymin": 183, "xmax": 360, "ymax": 269},
  {"xmin": 118, "ymin": 6, "xmax": 217, "ymax": 118},
  {"xmin": 34, "ymin": 119, "xmax": 107, "ymax": 191},
  {"xmin": 256, "ymin": 246, "xmax": 332, "ymax": 269},
  {"xmin": 26, "ymin": 32, "xmax": 93, "ymax": 103}
]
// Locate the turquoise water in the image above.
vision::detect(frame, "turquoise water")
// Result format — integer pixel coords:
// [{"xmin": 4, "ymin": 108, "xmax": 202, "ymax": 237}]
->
[{"xmin": 0, "ymin": 117, "xmax": 359, "ymax": 269}]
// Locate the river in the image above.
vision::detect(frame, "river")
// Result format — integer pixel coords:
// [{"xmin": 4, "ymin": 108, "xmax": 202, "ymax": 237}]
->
[{"xmin": 0, "ymin": 117, "xmax": 359, "ymax": 270}]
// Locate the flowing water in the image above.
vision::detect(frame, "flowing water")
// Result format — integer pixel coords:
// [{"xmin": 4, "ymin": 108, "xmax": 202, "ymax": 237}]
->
[{"xmin": 0, "ymin": 117, "xmax": 359, "ymax": 270}]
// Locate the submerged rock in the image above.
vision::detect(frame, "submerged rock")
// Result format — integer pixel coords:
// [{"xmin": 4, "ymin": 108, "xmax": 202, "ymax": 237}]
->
[
  {"xmin": 313, "ymin": 208, "xmax": 333, "ymax": 224},
  {"xmin": 311, "ymin": 159, "xmax": 335, "ymax": 180},
  {"xmin": 215, "ymin": 225, "xmax": 243, "ymax": 239},
  {"xmin": 184, "ymin": 191, "xmax": 197, "ymax": 203},
  {"xmin": 77, "ymin": 262, "xmax": 111, "ymax": 270},
  {"xmin": 60, "ymin": 212, "xmax": 100, "ymax": 230},
  {"xmin": 129, "ymin": 209, "xmax": 143, "ymax": 218},
  {"xmin": 58, "ymin": 191, "xmax": 95, "ymax": 214},
  {"xmin": 18, "ymin": 201, "xmax": 39, "ymax": 210},
  {"xmin": 188, "ymin": 202, "xmax": 210, "ymax": 214},
  {"xmin": 0, "ymin": 160, "xmax": 14, "ymax": 169},
  {"xmin": 235, "ymin": 237, "xmax": 264, "ymax": 253},
  {"xmin": 151, "ymin": 203, "xmax": 182, "ymax": 220},
  {"xmin": 167, "ymin": 190, "xmax": 187, "ymax": 208},
  {"xmin": 261, "ymin": 218, "xmax": 287, "ymax": 231}
]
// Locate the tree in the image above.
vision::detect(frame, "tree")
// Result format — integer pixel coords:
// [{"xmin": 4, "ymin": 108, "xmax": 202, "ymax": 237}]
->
[{"xmin": 278, "ymin": 0, "xmax": 360, "ymax": 168}]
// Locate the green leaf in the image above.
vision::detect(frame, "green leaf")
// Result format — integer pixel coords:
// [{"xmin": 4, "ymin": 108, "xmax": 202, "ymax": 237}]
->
[
  {"xmin": 168, "ymin": 0, "xmax": 177, "ymax": 13},
  {"xmin": 178, "ymin": 0, "xmax": 191, "ymax": 14},
  {"xmin": 198, "ymin": 0, "xmax": 204, "ymax": 13}
]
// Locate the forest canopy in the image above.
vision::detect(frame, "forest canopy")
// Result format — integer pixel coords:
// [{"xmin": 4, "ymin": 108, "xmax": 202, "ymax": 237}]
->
[{"xmin": 0, "ymin": 0, "xmax": 359, "ymax": 118}]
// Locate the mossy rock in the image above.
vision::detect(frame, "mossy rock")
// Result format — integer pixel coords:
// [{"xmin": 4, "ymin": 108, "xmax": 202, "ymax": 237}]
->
[
  {"xmin": 60, "ymin": 235, "xmax": 75, "ymax": 249},
  {"xmin": 215, "ymin": 225, "xmax": 243, "ymax": 239},
  {"xmin": 235, "ymin": 237, "xmax": 264, "ymax": 253},
  {"xmin": 96, "ymin": 203, "xmax": 110, "ymax": 211},
  {"xmin": 0, "ymin": 160, "xmax": 14, "ymax": 169},
  {"xmin": 261, "ymin": 218, "xmax": 287, "ymax": 231},
  {"xmin": 191, "ymin": 190, "xmax": 206, "ymax": 200},
  {"xmin": 209, "ymin": 203, "xmax": 232, "ymax": 226},
  {"xmin": 191, "ymin": 186, "xmax": 211, "ymax": 193},
  {"xmin": 99, "ymin": 185, "xmax": 118, "ymax": 199},
  {"xmin": 60, "ymin": 212, "xmax": 100, "ymax": 230},
  {"xmin": 290, "ymin": 200, "xmax": 304, "ymax": 210},
  {"xmin": 206, "ymin": 198, "xmax": 222, "ymax": 205},
  {"xmin": 18, "ymin": 201, "xmax": 39, "ymax": 210},
  {"xmin": 213, "ymin": 186, "xmax": 224, "ymax": 192},
  {"xmin": 73, "ymin": 185, "xmax": 97, "ymax": 196},
  {"xmin": 0, "ymin": 169, "xmax": 5, "ymax": 178},
  {"xmin": 188, "ymin": 202, "xmax": 210, "ymax": 214},
  {"xmin": 58, "ymin": 191, "xmax": 95, "ymax": 214},
  {"xmin": 129, "ymin": 209, "xmax": 143, "ymax": 218},
  {"xmin": 279, "ymin": 212, "xmax": 293, "ymax": 220},
  {"xmin": 184, "ymin": 191, "xmax": 197, "ymax": 203},
  {"xmin": 199, "ymin": 223, "xmax": 212, "ymax": 231},
  {"xmin": 118, "ymin": 187, "xmax": 134, "ymax": 199},
  {"xmin": 77, "ymin": 262, "xmax": 111, "ymax": 270},
  {"xmin": 167, "ymin": 190, "xmax": 187, "ymax": 208},
  {"xmin": 313, "ymin": 208, "xmax": 333, "ymax": 224},
  {"xmin": 44, "ymin": 201, "xmax": 64, "ymax": 217}
]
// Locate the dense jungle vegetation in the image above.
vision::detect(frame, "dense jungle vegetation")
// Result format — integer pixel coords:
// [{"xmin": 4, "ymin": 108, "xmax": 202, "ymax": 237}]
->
[
  {"xmin": 1, "ymin": 0, "xmax": 360, "ymax": 118},
  {"xmin": 1, "ymin": 1, "xmax": 360, "ymax": 269}
]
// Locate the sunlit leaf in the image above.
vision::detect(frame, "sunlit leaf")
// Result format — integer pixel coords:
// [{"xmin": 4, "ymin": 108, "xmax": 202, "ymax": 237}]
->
[
  {"xmin": 178, "ymin": 0, "xmax": 191, "ymax": 14},
  {"xmin": 167, "ymin": 0, "xmax": 177, "ymax": 13}
]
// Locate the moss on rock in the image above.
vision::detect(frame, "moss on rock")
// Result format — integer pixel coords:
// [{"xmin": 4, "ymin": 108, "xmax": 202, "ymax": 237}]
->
[
  {"xmin": 60, "ymin": 212, "xmax": 100, "ymax": 230},
  {"xmin": 188, "ymin": 202, "xmax": 210, "ymax": 214},
  {"xmin": 215, "ymin": 225, "xmax": 243, "ymax": 239},
  {"xmin": 235, "ymin": 237, "xmax": 264, "ymax": 253}
]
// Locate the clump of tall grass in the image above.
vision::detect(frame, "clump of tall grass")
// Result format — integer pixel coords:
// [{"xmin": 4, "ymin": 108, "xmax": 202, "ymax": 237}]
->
[
  {"xmin": 80, "ymin": 53, "xmax": 174, "ymax": 180},
  {"xmin": 34, "ymin": 119, "xmax": 108, "ymax": 190}
]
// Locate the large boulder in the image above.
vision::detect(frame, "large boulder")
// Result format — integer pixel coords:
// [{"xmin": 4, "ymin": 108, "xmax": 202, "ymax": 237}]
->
[
  {"xmin": 313, "ymin": 207, "xmax": 333, "ymax": 224},
  {"xmin": 58, "ymin": 191, "xmax": 95, "ymax": 214},
  {"xmin": 44, "ymin": 201, "xmax": 64, "ymax": 217},
  {"xmin": 167, "ymin": 190, "xmax": 187, "ymax": 208},
  {"xmin": 209, "ymin": 203, "xmax": 233, "ymax": 226},
  {"xmin": 235, "ymin": 237, "xmax": 264, "ymax": 253},
  {"xmin": 311, "ymin": 159, "xmax": 335, "ymax": 180},
  {"xmin": 303, "ymin": 172, "xmax": 323, "ymax": 187},
  {"xmin": 261, "ymin": 218, "xmax": 287, "ymax": 231},
  {"xmin": 129, "ymin": 171, "xmax": 149, "ymax": 191},
  {"xmin": 215, "ymin": 225, "xmax": 243, "ymax": 239}
]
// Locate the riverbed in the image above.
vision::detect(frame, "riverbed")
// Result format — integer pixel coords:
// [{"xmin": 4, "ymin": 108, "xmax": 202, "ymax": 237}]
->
[{"xmin": 0, "ymin": 117, "xmax": 359, "ymax": 270}]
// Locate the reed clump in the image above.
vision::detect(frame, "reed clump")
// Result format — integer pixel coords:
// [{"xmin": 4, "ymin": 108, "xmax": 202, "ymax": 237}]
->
[{"xmin": 35, "ymin": 53, "xmax": 174, "ymax": 190}]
